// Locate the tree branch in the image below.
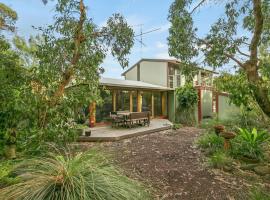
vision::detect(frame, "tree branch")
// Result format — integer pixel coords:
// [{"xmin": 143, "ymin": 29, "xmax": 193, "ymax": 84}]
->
[
  {"xmin": 236, "ymin": 47, "xmax": 250, "ymax": 58},
  {"xmin": 50, "ymin": 0, "xmax": 86, "ymax": 106},
  {"xmin": 250, "ymin": 0, "xmax": 263, "ymax": 64},
  {"xmin": 190, "ymin": 0, "xmax": 207, "ymax": 14},
  {"xmin": 224, "ymin": 52, "xmax": 245, "ymax": 69}
]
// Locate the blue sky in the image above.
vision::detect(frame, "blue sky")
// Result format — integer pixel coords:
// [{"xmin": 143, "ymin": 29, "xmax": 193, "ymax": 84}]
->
[{"xmin": 2, "ymin": 0, "xmax": 227, "ymax": 78}]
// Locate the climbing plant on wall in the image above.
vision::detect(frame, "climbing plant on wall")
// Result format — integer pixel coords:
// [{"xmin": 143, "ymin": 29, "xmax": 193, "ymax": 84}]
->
[{"xmin": 175, "ymin": 84, "xmax": 198, "ymax": 125}]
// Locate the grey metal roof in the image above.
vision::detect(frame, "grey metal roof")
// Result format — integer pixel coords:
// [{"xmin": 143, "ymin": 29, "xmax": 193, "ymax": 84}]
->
[{"xmin": 100, "ymin": 77, "xmax": 173, "ymax": 91}]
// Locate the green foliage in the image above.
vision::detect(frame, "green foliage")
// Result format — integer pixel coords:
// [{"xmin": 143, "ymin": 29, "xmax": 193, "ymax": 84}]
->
[
  {"xmin": 0, "ymin": 148, "xmax": 150, "ymax": 200},
  {"xmin": 238, "ymin": 128, "xmax": 269, "ymax": 146},
  {"xmin": 248, "ymin": 187, "xmax": 270, "ymax": 200},
  {"xmin": 200, "ymin": 118, "xmax": 219, "ymax": 130},
  {"xmin": 230, "ymin": 128, "xmax": 270, "ymax": 160},
  {"xmin": 207, "ymin": 151, "xmax": 233, "ymax": 169},
  {"xmin": 0, "ymin": 0, "xmax": 135, "ymax": 154},
  {"xmin": 168, "ymin": 0, "xmax": 270, "ymax": 118},
  {"xmin": 176, "ymin": 84, "xmax": 198, "ymax": 109},
  {"xmin": 172, "ymin": 123, "xmax": 182, "ymax": 130},
  {"xmin": 175, "ymin": 84, "xmax": 198, "ymax": 125},
  {"xmin": 0, "ymin": 2, "xmax": 18, "ymax": 31},
  {"xmin": 196, "ymin": 132, "xmax": 224, "ymax": 155},
  {"xmin": 168, "ymin": 0, "xmax": 198, "ymax": 63},
  {"xmin": 0, "ymin": 160, "xmax": 20, "ymax": 188},
  {"xmin": 214, "ymin": 72, "xmax": 252, "ymax": 108}
]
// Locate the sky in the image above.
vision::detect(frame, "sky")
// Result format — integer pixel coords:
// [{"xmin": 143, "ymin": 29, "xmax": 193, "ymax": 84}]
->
[{"xmin": 2, "ymin": 0, "xmax": 227, "ymax": 78}]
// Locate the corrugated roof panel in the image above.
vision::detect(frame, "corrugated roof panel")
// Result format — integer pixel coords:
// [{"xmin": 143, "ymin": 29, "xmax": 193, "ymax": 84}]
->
[{"xmin": 100, "ymin": 77, "xmax": 173, "ymax": 91}]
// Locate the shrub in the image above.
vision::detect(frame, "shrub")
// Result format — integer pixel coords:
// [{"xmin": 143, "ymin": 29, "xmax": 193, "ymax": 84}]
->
[
  {"xmin": 175, "ymin": 84, "xmax": 198, "ymax": 125},
  {"xmin": 219, "ymin": 110, "xmax": 270, "ymax": 132},
  {"xmin": 172, "ymin": 123, "xmax": 182, "ymax": 130},
  {"xmin": 196, "ymin": 132, "xmax": 224, "ymax": 154},
  {"xmin": 248, "ymin": 187, "xmax": 270, "ymax": 200},
  {"xmin": 207, "ymin": 151, "xmax": 233, "ymax": 169},
  {"xmin": 200, "ymin": 118, "xmax": 219, "ymax": 130},
  {"xmin": 0, "ymin": 149, "xmax": 151, "ymax": 200},
  {"xmin": 230, "ymin": 128, "xmax": 270, "ymax": 160},
  {"xmin": 0, "ymin": 160, "xmax": 20, "ymax": 188}
]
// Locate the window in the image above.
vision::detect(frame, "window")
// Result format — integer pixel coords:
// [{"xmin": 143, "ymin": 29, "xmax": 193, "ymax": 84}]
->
[
  {"xmin": 168, "ymin": 66, "xmax": 181, "ymax": 88},
  {"xmin": 169, "ymin": 76, "xmax": 174, "ymax": 88},
  {"xmin": 175, "ymin": 69, "xmax": 181, "ymax": 87},
  {"xmin": 169, "ymin": 66, "xmax": 174, "ymax": 75},
  {"xmin": 176, "ymin": 75, "xmax": 181, "ymax": 87}
]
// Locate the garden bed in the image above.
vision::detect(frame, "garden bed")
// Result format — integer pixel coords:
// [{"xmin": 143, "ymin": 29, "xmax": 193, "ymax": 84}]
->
[{"xmin": 80, "ymin": 127, "xmax": 250, "ymax": 199}]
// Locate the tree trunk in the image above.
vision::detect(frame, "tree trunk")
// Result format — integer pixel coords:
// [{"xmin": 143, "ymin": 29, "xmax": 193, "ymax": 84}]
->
[{"xmin": 246, "ymin": 65, "xmax": 270, "ymax": 118}]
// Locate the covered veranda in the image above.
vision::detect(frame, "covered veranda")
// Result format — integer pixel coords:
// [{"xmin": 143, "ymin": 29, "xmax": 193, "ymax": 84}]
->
[{"xmin": 89, "ymin": 77, "xmax": 173, "ymax": 127}]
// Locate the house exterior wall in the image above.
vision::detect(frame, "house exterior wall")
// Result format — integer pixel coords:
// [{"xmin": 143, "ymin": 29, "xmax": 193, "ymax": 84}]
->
[
  {"xmin": 139, "ymin": 61, "xmax": 167, "ymax": 87},
  {"xmin": 218, "ymin": 95, "xmax": 239, "ymax": 120},
  {"xmin": 168, "ymin": 91, "xmax": 175, "ymax": 122},
  {"xmin": 125, "ymin": 65, "xmax": 137, "ymax": 80}
]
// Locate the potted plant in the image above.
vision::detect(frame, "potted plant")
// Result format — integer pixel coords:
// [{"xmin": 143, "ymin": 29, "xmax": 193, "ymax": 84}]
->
[
  {"xmin": 4, "ymin": 128, "xmax": 17, "ymax": 159},
  {"xmin": 214, "ymin": 125, "xmax": 225, "ymax": 135}
]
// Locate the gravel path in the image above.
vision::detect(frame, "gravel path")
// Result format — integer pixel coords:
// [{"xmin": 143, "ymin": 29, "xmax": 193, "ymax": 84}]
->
[{"xmin": 100, "ymin": 127, "xmax": 246, "ymax": 200}]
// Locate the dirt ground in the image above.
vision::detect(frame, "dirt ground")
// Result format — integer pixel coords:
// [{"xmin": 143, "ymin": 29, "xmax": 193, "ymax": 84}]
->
[{"xmin": 80, "ymin": 127, "xmax": 249, "ymax": 200}]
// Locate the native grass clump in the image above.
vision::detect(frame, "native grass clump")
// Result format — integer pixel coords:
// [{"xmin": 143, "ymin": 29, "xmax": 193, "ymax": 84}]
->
[{"xmin": 0, "ymin": 148, "xmax": 151, "ymax": 200}]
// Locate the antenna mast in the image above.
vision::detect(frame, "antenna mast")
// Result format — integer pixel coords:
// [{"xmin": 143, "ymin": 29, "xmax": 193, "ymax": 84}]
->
[{"xmin": 133, "ymin": 24, "xmax": 161, "ymax": 58}]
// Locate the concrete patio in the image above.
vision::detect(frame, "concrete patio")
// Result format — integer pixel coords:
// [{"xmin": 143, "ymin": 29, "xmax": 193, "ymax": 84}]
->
[{"xmin": 78, "ymin": 119, "xmax": 172, "ymax": 142}]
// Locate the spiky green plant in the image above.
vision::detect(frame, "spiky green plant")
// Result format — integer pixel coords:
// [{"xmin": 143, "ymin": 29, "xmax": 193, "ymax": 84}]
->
[
  {"xmin": 248, "ymin": 187, "xmax": 270, "ymax": 200},
  {"xmin": 0, "ymin": 148, "xmax": 150, "ymax": 200},
  {"xmin": 207, "ymin": 151, "xmax": 233, "ymax": 169},
  {"xmin": 196, "ymin": 132, "xmax": 224, "ymax": 155}
]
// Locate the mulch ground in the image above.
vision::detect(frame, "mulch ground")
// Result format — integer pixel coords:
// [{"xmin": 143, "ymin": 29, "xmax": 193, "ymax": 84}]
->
[{"xmin": 79, "ymin": 127, "xmax": 249, "ymax": 200}]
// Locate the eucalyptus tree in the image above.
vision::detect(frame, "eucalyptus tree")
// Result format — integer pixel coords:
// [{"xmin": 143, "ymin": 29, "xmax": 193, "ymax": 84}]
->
[
  {"xmin": 1, "ymin": 0, "xmax": 134, "ymax": 151},
  {"xmin": 168, "ymin": 0, "xmax": 270, "ymax": 118},
  {"xmin": 0, "ymin": 2, "xmax": 17, "ymax": 31}
]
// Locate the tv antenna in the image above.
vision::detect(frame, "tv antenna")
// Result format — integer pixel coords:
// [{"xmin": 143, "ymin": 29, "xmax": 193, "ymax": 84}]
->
[{"xmin": 133, "ymin": 24, "xmax": 161, "ymax": 57}]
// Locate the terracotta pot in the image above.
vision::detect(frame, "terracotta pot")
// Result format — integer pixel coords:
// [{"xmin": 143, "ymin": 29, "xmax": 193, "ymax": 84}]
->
[
  {"xmin": 5, "ymin": 144, "xmax": 16, "ymax": 159},
  {"xmin": 214, "ymin": 125, "xmax": 225, "ymax": 135},
  {"xmin": 220, "ymin": 131, "xmax": 236, "ymax": 139}
]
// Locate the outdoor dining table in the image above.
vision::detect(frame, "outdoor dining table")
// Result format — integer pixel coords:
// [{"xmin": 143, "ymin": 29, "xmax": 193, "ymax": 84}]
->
[{"xmin": 111, "ymin": 111, "xmax": 150, "ymax": 128}]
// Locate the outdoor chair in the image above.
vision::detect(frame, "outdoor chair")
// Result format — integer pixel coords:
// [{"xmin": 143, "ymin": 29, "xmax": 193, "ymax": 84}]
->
[{"xmin": 110, "ymin": 112, "xmax": 126, "ymax": 128}]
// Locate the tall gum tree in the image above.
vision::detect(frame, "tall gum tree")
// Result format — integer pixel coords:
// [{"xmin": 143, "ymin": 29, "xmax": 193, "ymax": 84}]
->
[
  {"xmin": 168, "ymin": 0, "xmax": 270, "ymax": 118},
  {"xmin": 1, "ymin": 0, "xmax": 134, "ymax": 147}
]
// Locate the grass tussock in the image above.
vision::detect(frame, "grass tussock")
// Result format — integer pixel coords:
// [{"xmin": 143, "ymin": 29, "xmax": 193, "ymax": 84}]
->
[{"xmin": 0, "ymin": 148, "xmax": 151, "ymax": 200}]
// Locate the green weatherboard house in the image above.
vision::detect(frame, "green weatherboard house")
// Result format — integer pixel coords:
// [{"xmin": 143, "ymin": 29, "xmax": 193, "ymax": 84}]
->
[{"xmin": 91, "ymin": 58, "xmax": 238, "ymax": 126}]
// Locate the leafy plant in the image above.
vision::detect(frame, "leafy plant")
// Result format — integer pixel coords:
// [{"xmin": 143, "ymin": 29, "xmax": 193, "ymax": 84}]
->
[
  {"xmin": 0, "ymin": 148, "xmax": 150, "ymax": 200},
  {"xmin": 168, "ymin": 0, "xmax": 270, "ymax": 118},
  {"xmin": 176, "ymin": 84, "xmax": 198, "ymax": 109},
  {"xmin": 172, "ymin": 123, "xmax": 182, "ymax": 130},
  {"xmin": 196, "ymin": 132, "xmax": 224, "ymax": 155},
  {"xmin": 248, "ymin": 187, "xmax": 270, "ymax": 200},
  {"xmin": 238, "ymin": 128, "xmax": 269, "ymax": 146},
  {"xmin": 0, "ymin": 160, "xmax": 20, "ymax": 188},
  {"xmin": 230, "ymin": 128, "xmax": 270, "ymax": 160},
  {"xmin": 0, "ymin": 0, "xmax": 135, "ymax": 154},
  {"xmin": 207, "ymin": 151, "xmax": 233, "ymax": 169},
  {"xmin": 200, "ymin": 118, "xmax": 219, "ymax": 130},
  {"xmin": 175, "ymin": 84, "xmax": 198, "ymax": 125}
]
